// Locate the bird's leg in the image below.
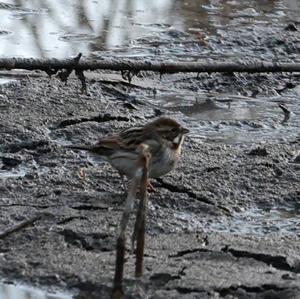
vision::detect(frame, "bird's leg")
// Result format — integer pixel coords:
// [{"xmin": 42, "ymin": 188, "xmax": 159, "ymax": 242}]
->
[
  {"xmin": 147, "ymin": 180, "xmax": 156, "ymax": 192},
  {"xmin": 119, "ymin": 169, "xmax": 153, "ymax": 194}
]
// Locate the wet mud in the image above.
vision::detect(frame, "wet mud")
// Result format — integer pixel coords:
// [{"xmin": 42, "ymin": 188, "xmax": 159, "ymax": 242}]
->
[
  {"xmin": 0, "ymin": 67, "xmax": 299, "ymax": 298},
  {"xmin": 0, "ymin": 0, "xmax": 300, "ymax": 298}
]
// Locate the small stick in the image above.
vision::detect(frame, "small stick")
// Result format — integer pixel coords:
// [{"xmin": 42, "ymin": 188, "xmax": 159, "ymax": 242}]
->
[
  {"xmin": 111, "ymin": 188, "xmax": 136, "ymax": 299},
  {"xmin": 56, "ymin": 53, "xmax": 82, "ymax": 83},
  {"xmin": 112, "ymin": 146, "xmax": 148, "ymax": 299},
  {"xmin": 134, "ymin": 192, "xmax": 147, "ymax": 278},
  {"xmin": 75, "ymin": 69, "xmax": 87, "ymax": 94},
  {"xmin": 279, "ymin": 104, "xmax": 291, "ymax": 124},
  {"xmin": 111, "ymin": 233, "xmax": 126, "ymax": 299},
  {"xmin": 134, "ymin": 145, "xmax": 151, "ymax": 278},
  {"xmin": 0, "ymin": 214, "xmax": 42, "ymax": 239}
]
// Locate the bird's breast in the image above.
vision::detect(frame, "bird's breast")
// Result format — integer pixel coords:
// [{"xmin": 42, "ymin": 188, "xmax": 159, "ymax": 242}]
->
[{"xmin": 148, "ymin": 146, "xmax": 179, "ymax": 178}]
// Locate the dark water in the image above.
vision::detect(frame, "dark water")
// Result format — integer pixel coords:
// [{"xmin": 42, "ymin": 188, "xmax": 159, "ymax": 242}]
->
[
  {"xmin": 0, "ymin": 0, "xmax": 179, "ymax": 58},
  {"xmin": 0, "ymin": 0, "xmax": 299, "ymax": 58}
]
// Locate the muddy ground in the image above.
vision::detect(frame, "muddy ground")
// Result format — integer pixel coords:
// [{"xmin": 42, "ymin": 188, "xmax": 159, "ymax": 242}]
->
[{"xmin": 0, "ymin": 67, "xmax": 299, "ymax": 299}]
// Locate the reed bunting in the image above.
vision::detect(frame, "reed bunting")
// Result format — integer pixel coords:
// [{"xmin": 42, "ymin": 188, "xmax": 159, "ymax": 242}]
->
[{"xmin": 67, "ymin": 117, "xmax": 189, "ymax": 189}]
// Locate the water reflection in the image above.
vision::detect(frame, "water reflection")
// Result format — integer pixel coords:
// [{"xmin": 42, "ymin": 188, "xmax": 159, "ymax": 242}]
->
[
  {"xmin": 0, "ymin": 0, "xmax": 299, "ymax": 58},
  {"xmin": 173, "ymin": 204, "xmax": 300, "ymax": 236},
  {"xmin": 0, "ymin": 282, "xmax": 72, "ymax": 299},
  {"xmin": 207, "ymin": 207, "xmax": 300, "ymax": 236},
  {"xmin": 0, "ymin": 0, "xmax": 174, "ymax": 58}
]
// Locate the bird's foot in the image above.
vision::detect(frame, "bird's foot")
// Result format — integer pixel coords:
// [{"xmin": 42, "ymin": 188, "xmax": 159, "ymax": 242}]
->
[{"xmin": 147, "ymin": 180, "xmax": 156, "ymax": 192}]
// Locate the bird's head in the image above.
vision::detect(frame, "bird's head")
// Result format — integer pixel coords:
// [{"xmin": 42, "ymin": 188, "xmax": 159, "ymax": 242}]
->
[{"xmin": 147, "ymin": 117, "xmax": 189, "ymax": 146}]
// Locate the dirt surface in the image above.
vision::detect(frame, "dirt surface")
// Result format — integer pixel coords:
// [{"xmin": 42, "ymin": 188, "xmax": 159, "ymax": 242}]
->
[{"xmin": 0, "ymin": 69, "xmax": 299, "ymax": 299}]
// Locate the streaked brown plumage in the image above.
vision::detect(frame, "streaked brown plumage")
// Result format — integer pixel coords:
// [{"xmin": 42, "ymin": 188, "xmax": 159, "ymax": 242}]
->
[{"xmin": 67, "ymin": 117, "xmax": 189, "ymax": 183}]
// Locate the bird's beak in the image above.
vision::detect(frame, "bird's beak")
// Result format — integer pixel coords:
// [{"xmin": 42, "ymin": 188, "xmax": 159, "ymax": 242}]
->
[{"xmin": 181, "ymin": 127, "xmax": 190, "ymax": 134}]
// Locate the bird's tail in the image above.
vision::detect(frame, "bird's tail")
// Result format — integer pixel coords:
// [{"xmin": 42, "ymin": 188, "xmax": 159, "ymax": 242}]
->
[{"xmin": 65, "ymin": 144, "xmax": 113, "ymax": 156}]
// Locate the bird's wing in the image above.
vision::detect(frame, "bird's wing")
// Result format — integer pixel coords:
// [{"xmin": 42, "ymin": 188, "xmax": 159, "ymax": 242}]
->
[
  {"xmin": 96, "ymin": 134, "xmax": 162, "ymax": 160},
  {"xmin": 97, "ymin": 126, "xmax": 146, "ymax": 150},
  {"xmin": 67, "ymin": 125, "xmax": 162, "ymax": 156},
  {"xmin": 66, "ymin": 134, "xmax": 124, "ymax": 156}
]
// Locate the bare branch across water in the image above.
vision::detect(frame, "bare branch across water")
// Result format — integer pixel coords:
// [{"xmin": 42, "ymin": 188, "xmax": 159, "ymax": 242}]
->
[
  {"xmin": 2, "ymin": 54, "xmax": 300, "ymax": 92},
  {"xmin": 1, "ymin": 55, "xmax": 300, "ymax": 74}
]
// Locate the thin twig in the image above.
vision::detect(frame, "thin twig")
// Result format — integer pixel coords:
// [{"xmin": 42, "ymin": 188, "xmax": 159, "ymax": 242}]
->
[
  {"xmin": 112, "ymin": 154, "xmax": 144, "ymax": 298},
  {"xmin": 75, "ymin": 69, "xmax": 87, "ymax": 94},
  {"xmin": 111, "ymin": 233, "xmax": 126, "ymax": 299},
  {"xmin": 131, "ymin": 150, "xmax": 150, "ymax": 251},
  {"xmin": 112, "ymin": 145, "xmax": 151, "ymax": 298},
  {"xmin": 56, "ymin": 53, "xmax": 82, "ymax": 81},
  {"xmin": 279, "ymin": 104, "xmax": 291, "ymax": 124},
  {"xmin": 134, "ymin": 145, "xmax": 150, "ymax": 278},
  {"xmin": 121, "ymin": 70, "xmax": 140, "ymax": 83},
  {"xmin": 0, "ymin": 214, "xmax": 42, "ymax": 239}
]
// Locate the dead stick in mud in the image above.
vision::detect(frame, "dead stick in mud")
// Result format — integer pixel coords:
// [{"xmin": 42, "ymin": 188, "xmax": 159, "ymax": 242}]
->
[
  {"xmin": 0, "ymin": 214, "xmax": 42, "ymax": 239},
  {"xmin": 2, "ymin": 56, "xmax": 300, "ymax": 74},
  {"xmin": 134, "ymin": 146, "xmax": 150, "ymax": 278},
  {"xmin": 112, "ymin": 145, "xmax": 151, "ymax": 299},
  {"xmin": 279, "ymin": 104, "xmax": 291, "ymax": 124},
  {"xmin": 112, "ymin": 233, "xmax": 126, "ymax": 299}
]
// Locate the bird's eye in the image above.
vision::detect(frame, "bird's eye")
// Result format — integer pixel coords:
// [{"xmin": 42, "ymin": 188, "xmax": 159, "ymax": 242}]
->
[{"xmin": 171, "ymin": 128, "xmax": 177, "ymax": 133}]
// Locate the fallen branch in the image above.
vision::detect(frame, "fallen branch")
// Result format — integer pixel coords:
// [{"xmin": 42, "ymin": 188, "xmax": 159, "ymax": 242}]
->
[
  {"xmin": 1, "ymin": 56, "xmax": 300, "ymax": 74},
  {"xmin": 0, "ymin": 214, "xmax": 42, "ymax": 239},
  {"xmin": 2, "ymin": 55, "xmax": 300, "ymax": 92},
  {"xmin": 0, "ymin": 53, "xmax": 300, "ymax": 93}
]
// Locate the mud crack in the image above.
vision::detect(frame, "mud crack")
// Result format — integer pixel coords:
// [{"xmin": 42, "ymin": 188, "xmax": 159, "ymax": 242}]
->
[
  {"xmin": 56, "ymin": 113, "xmax": 129, "ymax": 129},
  {"xmin": 57, "ymin": 216, "xmax": 88, "ymax": 225},
  {"xmin": 169, "ymin": 247, "xmax": 211, "ymax": 258},
  {"xmin": 1, "ymin": 140, "xmax": 50, "ymax": 153},
  {"xmin": 150, "ymin": 272, "xmax": 181, "ymax": 287},
  {"xmin": 155, "ymin": 178, "xmax": 214, "ymax": 206},
  {"xmin": 174, "ymin": 287, "xmax": 210, "ymax": 296},
  {"xmin": 70, "ymin": 204, "xmax": 110, "ymax": 211},
  {"xmin": 59, "ymin": 229, "xmax": 115, "ymax": 252},
  {"xmin": 217, "ymin": 284, "xmax": 300, "ymax": 298},
  {"xmin": 174, "ymin": 284, "xmax": 299, "ymax": 298},
  {"xmin": 222, "ymin": 246, "xmax": 299, "ymax": 273}
]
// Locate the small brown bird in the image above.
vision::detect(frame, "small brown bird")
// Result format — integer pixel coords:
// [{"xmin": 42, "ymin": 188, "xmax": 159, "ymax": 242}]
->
[{"xmin": 67, "ymin": 117, "xmax": 189, "ymax": 189}]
